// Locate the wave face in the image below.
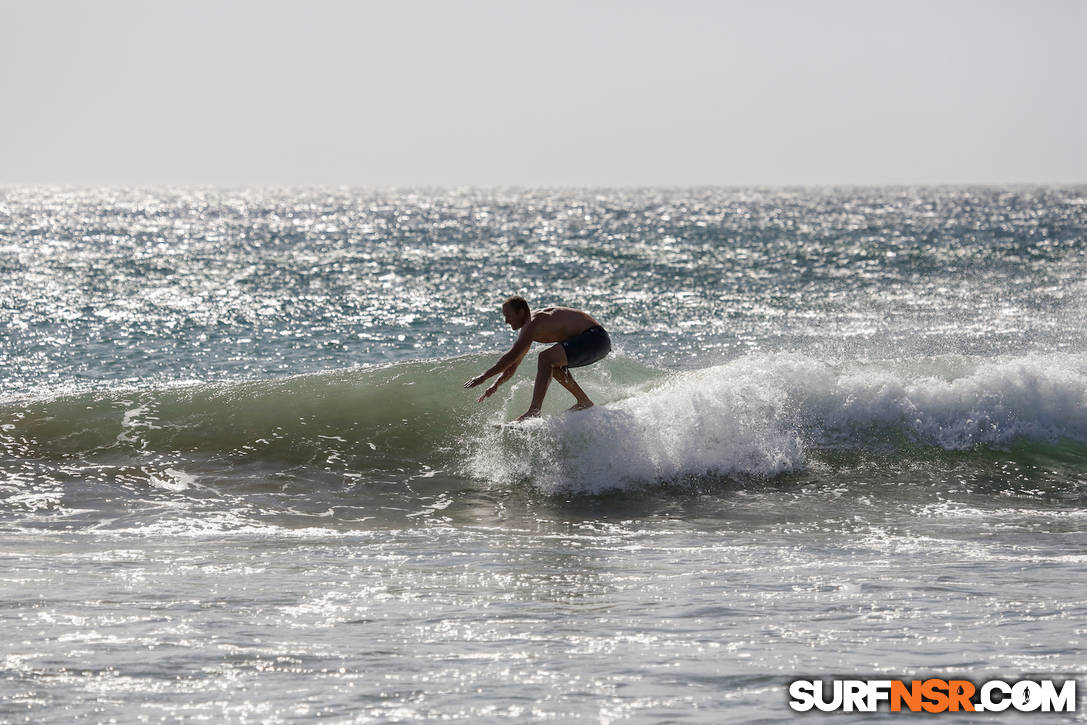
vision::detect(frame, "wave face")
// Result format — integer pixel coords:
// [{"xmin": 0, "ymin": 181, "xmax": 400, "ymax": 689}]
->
[
  {"xmin": 2, "ymin": 357, "xmax": 485, "ymax": 475},
  {"xmin": 5, "ymin": 352, "xmax": 1086, "ymax": 499}
]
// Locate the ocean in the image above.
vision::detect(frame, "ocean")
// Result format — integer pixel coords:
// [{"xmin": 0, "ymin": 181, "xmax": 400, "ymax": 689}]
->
[{"xmin": 1, "ymin": 186, "xmax": 1085, "ymax": 722}]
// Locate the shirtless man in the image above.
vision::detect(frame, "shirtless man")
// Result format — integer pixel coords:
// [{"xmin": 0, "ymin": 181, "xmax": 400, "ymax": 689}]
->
[{"xmin": 464, "ymin": 296, "xmax": 612, "ymax": 422}]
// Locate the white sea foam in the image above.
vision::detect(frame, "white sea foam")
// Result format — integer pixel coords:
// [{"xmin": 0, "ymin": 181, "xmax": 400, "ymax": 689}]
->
[
  {"xmin": 808, "ymin": 353, "xmax": 1087, "ymax": 449},
  {"xmin": 468, "ymin": 352, "xmax": 1087, "ymax": 493}
]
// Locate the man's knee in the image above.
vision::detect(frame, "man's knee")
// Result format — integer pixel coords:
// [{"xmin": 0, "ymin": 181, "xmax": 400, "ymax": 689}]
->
[{"xmin": 538, "ymin": 345, "xmax": 564, "ymax": 369}]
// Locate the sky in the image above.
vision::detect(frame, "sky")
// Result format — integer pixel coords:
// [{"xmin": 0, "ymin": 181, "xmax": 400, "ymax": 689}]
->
[{"xmin": 1, "ymin": 0, "xmax": 1084, "ymax": 186}]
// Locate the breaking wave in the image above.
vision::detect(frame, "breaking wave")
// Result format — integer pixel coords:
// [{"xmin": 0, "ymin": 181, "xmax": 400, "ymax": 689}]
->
[
  {"xmin": 3, "ymin": 352, "xmax": 1086, "ymax": 496},
  {"xmin": 468, "ymin": 352, "xmax": 1087, "ymax": 493}
]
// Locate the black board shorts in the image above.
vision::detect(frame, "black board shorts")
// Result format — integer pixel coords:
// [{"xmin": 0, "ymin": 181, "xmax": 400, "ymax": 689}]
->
[{"xmin": 560, "ymin": 326, "xmax": 612, "ymax": 369}]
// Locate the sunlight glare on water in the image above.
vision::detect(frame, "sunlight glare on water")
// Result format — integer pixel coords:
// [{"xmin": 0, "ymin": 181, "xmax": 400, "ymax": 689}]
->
[{"xmin": 1, "ymin": 186, "xmax": 1085, "ymax": 722}]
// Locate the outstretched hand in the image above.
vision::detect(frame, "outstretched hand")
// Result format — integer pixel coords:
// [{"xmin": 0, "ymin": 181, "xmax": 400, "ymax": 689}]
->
[
  {"xmin": 477, "ymin": 383, "xmax": 500, "ymax": 402},
  {"xmin": 464, "ymin": 375, "xmax": 484, "ymax": 389}
]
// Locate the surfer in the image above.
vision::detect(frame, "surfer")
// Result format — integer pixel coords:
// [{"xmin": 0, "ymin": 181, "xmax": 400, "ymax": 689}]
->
[{"xmin": 464, "ymin": 296, "xmax": 612, "ymax": 422}]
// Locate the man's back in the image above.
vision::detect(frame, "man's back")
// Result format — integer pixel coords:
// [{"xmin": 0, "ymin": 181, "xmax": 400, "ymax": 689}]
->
[{"xmin": 525, "ymin": 307, "xmax": 600, "ymax": 344}]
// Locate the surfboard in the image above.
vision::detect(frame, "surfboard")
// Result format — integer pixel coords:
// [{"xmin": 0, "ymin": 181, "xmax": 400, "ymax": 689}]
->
[{"xmin": 492, "ymin": 405, "xmax": 596, "ymax": 429}]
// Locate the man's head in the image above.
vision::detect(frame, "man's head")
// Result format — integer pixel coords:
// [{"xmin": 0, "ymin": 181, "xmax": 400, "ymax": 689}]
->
[{"xmin": 502, "ymin": 295, "xmax": 530, "ymax": 330}]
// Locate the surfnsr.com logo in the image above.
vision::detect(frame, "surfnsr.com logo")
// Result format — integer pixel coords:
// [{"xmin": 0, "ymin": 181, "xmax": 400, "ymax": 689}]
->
[{"xmin": 788, "ymin": 678, "xmax": 1077, "ymax": 713}]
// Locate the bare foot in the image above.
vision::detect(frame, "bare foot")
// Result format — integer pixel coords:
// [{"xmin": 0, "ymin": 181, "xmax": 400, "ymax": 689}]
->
[
  {"xmin": 514, "ymin": 408, "xmax": 541, "ymax": 422},
  {"xmin": 568, "ymin": 401, "xmax": 594, "ymax": 412}
]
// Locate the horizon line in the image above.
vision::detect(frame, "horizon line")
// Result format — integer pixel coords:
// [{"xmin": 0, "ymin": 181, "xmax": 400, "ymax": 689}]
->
[{"xmin": 3, "ymin": 181, "xmax": 1086, "ymax": 191}]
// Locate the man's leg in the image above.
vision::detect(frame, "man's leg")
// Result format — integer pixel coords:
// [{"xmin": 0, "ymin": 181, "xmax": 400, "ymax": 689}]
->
[
  {"xmin": 552, "ymin": 366, "xmax": 593, "ymax": 411},
  {"xmin": 515, "ymin": 344, "xmax": 567, "ymax": 421}
]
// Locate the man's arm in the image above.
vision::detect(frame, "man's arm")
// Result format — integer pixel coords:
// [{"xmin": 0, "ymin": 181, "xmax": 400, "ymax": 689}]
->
[
  {"xmin": 475, "ymin": 345, "xmax": 530, "ymax": 401},
  {"xmin": 464, "ymin": 326, "xmax": 533, "ymax": 390}
]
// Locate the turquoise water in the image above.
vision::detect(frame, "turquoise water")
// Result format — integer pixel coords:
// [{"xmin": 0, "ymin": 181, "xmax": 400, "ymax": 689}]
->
[{"xmin": 1, "ymin": 187, "xmax": 1085, "ymax": 722}]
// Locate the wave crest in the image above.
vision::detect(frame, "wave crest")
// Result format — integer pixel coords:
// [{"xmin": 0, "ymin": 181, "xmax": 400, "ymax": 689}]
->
[{"xmin": 467, "ymin": 353, "xmax": 1087, "ymax": 493}]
